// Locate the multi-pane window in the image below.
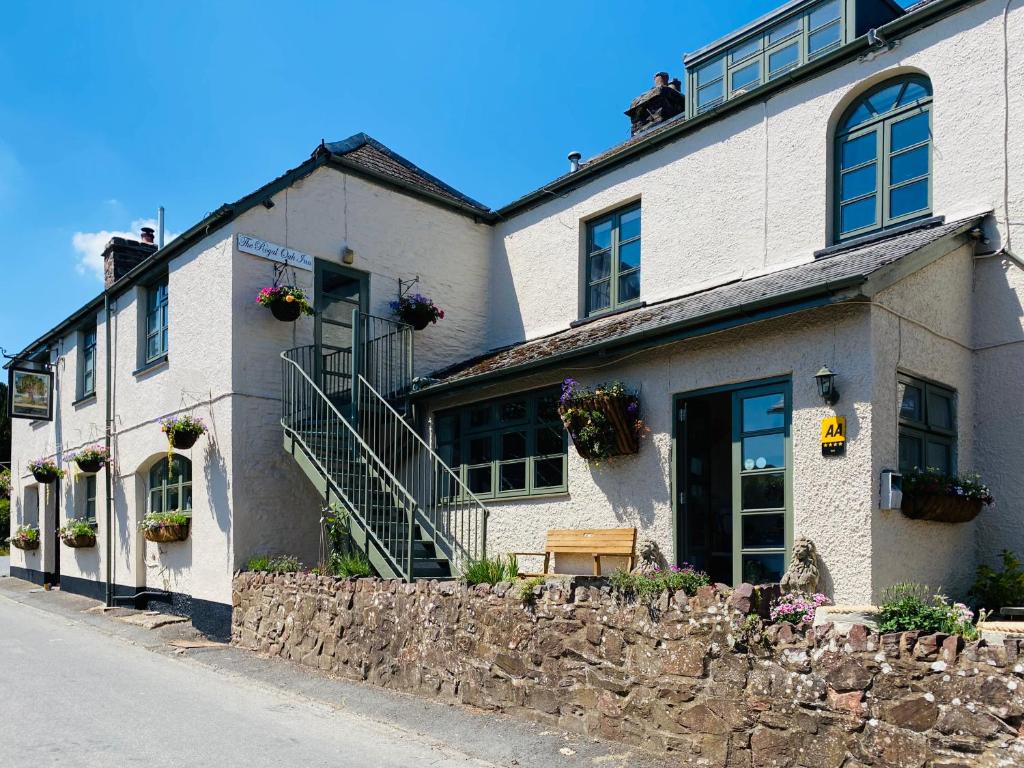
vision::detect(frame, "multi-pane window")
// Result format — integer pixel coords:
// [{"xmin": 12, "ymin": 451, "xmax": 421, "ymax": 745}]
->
[
  {"xmin": 586, "ymin": 204, "xmax": 641, "ymax": 316},
  {"xmin": 149, "ymin": 456, "xmax": 193, "ymax": 514},
  {"xmin": 85, "ymin": 475, "xmax": 97, "ymax": 524},
  {"xmin": 435, "ymin": 388, "xmax": 567, "ymax": 499},
  {"xmin": 835, "ymin": 76, "xmax": 933, "ymax": 241},
  {"xmin": 145, "ymin": 278, "xmax": 169, "ymax": 363},
  {"xmin": 898, "ymin": 374, "xmax": 956, "ymax": 475},
  {"xmin": 80, "ymin": 325, "xmax": 97, "ymax": 397},
  {"xmin": 691, "ymin": 0, "xmax": 843, "ymax": 114}
]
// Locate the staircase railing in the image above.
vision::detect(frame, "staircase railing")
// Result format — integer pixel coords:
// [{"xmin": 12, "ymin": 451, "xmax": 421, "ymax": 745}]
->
[
  {"xmin": 353, "ymin": 312, "xmax": 413, "ymax": 403},
  {"xmin": 281, "ymin": 348, "xmax": 417, "ymax": 579},
  {"xmin": 353, "ymin": 373, "xmax": 488, "ymax": 573}
]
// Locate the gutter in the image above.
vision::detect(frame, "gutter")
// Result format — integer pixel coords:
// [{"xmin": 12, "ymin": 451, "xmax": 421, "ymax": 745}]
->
[
  {"xmin": 104, "ymin": 293, "xmax": 113, "ymax": 606},
  {"xmin": 412, "ymin": 275, "xmax": 868, "ymax": 399}
]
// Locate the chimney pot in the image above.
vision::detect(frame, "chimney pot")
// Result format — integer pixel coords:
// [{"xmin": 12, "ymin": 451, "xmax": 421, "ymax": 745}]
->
[
  {"xmin": 567, "ymin": 150, "xmax": 582, "ymax": 173},
  {"xmin": 140, "ymin": 226, "xmax": 155, "ymax": 244},
  {"xmin": 669, "ymin": 78, "xmax": 681, "ymax": 91},
  {"xmin": 654, "ymin": 71, "xmax": 669, "ymax": 87}
]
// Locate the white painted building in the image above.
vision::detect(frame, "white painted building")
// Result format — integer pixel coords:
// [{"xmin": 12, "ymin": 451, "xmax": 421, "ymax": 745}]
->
[{"xmin": 7, "ymin": 0, "xmax": 1023, "ymax": 635}]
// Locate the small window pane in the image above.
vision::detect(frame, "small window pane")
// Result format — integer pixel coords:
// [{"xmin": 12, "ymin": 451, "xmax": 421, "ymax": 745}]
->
[
  {"xmin": 468, "ymin": 466, "xmax": 492, "ymax": 494},
  {"xmin": 697, "ymin": 80, "xmax": 724, "ymax": 109},
  {"xmin": 741, "ymin": 473, "xmax": 785, "ymax": 510},
  {"xmin": 619, "ymin": 271, "xmax": 641, "ymax": 303},
  {"xmin": 696, "ymin": 58, "xmax": 724, "ymax": 86},
  {"xmin": 890, "ymin": 111, "xmax": 930, "ymax": 151},
  {"xmin": 500, "ymin": 400, "xmax": 527, "ymax": 423},
  {"xmin": 588, "ymin": 250, "xmax": 610, "ymax": 282},
  {"xmin": 890, "ymin": 145, "xmax": 929, "ymax": 185},
  {"xmin": 501, "ymin": 431, "xmax": 527, "ymax": 460},
  {"xmin": 534, "ymin": 457, "xmax": 564, "ymax": 489},
  {"xmin": 841, "ymin": 132, "xmax": 877, "ymax": 169},
  {"xmin": 730, "ymin": 37, "xmax": 761, "ymax": 63},
  {"xmin": 742, "ymin": 434, "xmax": 785, "ymax": 471},
  {"xmin": 469, "ymin": 407, "xmax": 491, "ymax": 429},
  {"xmin": 589, "ymin": 282, "xmax": 611, "ymax": 312},
  {"xmin": 590, "ymin": 219, "xmax": 612, "ymax": 251},
  {"xmin": 468, "ymin": 436, "xmax": 492, "ymax": 464},
  {"xmin": 899, "ymin": 382, "xmax": 923, "ymax": 422},
  {"xmin": 808, "ymin": 22, "xmax": 841, "ymax": 55},
  {"xmin": 537, "ymin": 426, "xmax": 564, "ymax": 456},
  {"xmin": 742, "ymin": 393, "xmax": 785, "ymax": 431},
  {"xmin": 742, "ymin": 514, "xmax": 786, "ymax": 548},
  {"xmin": 768, "ymin": 43, "xmax": 799, "ymax": 76},
  {"xmin": 926, "ymin": 441, "xmax": 952, "ymax": 474},
  {"xmin": 742, "ymin": 553, "xmax": 785, "ymax": 584},
  {"xmin": 897, "ymin": 81, "xmax": 930, "ymax": 107},
  {"xmin": 619, "ymin": 208, "xmax": 641, "ymax": 241},
  {"xmin": 768, "ymin": 17, "xmax": 801, "ymax": 43},
  {"xmin": 890, "ymin": 179, "xmax": 929, "ymax": 219},
  {"xmin": 618, "ymin": 240, "xmax": 640, "ymax": 271},
  {"xmin": 840, "ymin": 196, "xmax": 877, "ymax": 234},
  {"xmin": 167, "ymin": 487, "xmax": 179, "ymax": 512},
  {"xmin": 841, "ymin": 164, "xmax": 877, "ymax": 201},
  {"xmin": 731, "ymin": 60, "xmax": 761, "ymax": 93},
  {"xmin": 809, "ymin": 0, "xmax": 840, "ymax": 29},
  {"xmin": 842, "ymin": 102, "xmax": 875, "ymax": 131},
  {"xmin": 499, "ymin": 462, "xmax": 527, "ymax": 492},
  {"xmin": 150, "ymin": 490, "xmax": 163, "ymax": 514},
  {"xmin": 899, "ymin": 434, "xmax": 923, "ymax": 473},
  {"xmin": 869, "ymin": 82, "xmax": 905, "ymax": 116},
  {"xmin": 436, "ymin": 415, "xmax": 456, "ymax": 443},
  {"xmin": 927, "ymin": 390, "xmax": 954, "ymax": 430},
  {"xmin": 536, "ymin": 394, "xmax": 560, "ymax": 422}
]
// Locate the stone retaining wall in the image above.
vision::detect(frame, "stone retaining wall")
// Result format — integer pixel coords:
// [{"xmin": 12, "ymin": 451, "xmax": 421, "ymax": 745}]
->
[{"xmin": 232, "ymin": 573, "xmax": 1024, "ymax": 767}]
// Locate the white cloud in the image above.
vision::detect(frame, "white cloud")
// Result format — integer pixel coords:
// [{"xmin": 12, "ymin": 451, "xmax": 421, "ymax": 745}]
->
[{"xmin": 72, "ymin": 218, "xmax": 179, "ymax": 281}]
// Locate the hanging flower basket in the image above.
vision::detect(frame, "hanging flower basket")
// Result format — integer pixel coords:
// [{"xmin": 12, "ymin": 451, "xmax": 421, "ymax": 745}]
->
[
  {"xmin": 256, "ymin": 286, "xmax": 314, "ymax": 322},
  {"xmin": 70, "ymin": 445, "xmax": 110, "ymax": 474},
  {"xmin": 140, "ymin": 513, "xmax": 191, "ymax": 543},
  {"xmin": 60, "ymin": 520, "xmax": 97, "ymax": 548},
  {"xmin": 390, "ymin": 293, "xmax": 444, "ymax": 330},
  {"xmin": 12, "ymin": 538, "xmax": 40, "ymax": 551},
  {"xmin": 558, "ymin": 379, "xmax": 645, "ymax": 462},
  {"xmin": 62, "ymin": 533, "xmax": 97, "ymax": 548},
  {"xmin": 160, "ymin": 415, "xmax": 207, "ymax": 450},
  {"xmin": 900, "ymin": 468, "xmax": 992, "ymax": 524},
  {"xmin": 28, "ymin": 458, "xmax": 64, "ymax": 484},
  {"xmin": 11, "ymin": 525, "xmax": 40, "ymax": 550}
]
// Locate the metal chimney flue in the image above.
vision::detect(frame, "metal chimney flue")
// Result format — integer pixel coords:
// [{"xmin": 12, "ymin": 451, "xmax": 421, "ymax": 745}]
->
[
  {"xmin": 567, "ymin": 151, "xmax": 582, "ymax": 173},
  {"xmin": 157, "ymin": 206, "xmax": 165, "ymax": 249}
]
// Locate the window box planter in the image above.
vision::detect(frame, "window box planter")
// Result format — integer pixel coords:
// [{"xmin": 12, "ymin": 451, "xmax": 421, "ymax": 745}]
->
[
  {"xmin": 142, "ymin": 519, "xmax": 191, "ymax": 543},
  {"xmin": 564, "ymin": 394, "xmax": 639, "ymax": 459},
  {"xmin": 12, "ymin": 538, "xmax": 40, "ymax": 551},
  {"xmin": 900, "ymin": 493, "xmax": 983, "ymax": 523},
  {"xmin": 62, "ymin": 532, "xmax": 97, "ymax": 548},
  {"xmin": 558, "ymin": 379, "xmax": 644, "ymax": 462}
]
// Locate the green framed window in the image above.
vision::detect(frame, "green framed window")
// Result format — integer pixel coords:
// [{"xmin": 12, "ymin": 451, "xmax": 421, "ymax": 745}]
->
[
  {"xmin": 84, "ymin": 474, "xmax": 97, "ymax": 524},
  {"xmin": 435, "ymin": 388, "xmax": 567, "ymax": 499},
  {"xmin": 835, "ymin": 75, "xmax": 933, "ymax": 241},
  {"xmin": 691, "ymin": 0, "xmax": 844, "ymax": 114},
  {"xmin": 585, "ymin": 204, "xmax": 641, "ymax": 316},
  {"xmin": 897, "ymin": 374, "xmax": 956, "ymax": 475},
  {"xmin": 80, "ymin": 325, "xmax": 97, "ymax": 397},
  {"xmin": 149, "ymin": 456, "xmax": 193, "ymax": 514},
  {"xmin": 145, "ymin": 278, "xmax": 169, "ymax": 363}
]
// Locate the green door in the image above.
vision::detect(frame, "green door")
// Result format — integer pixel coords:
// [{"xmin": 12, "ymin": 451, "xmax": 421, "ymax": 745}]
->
[
  {"xmin": 314, "ymin": 261, "xmax": 368, "ymax": 399},
  {"xmin": 731, "ymin": 382, "xmax": 792, "ymax": 586}
]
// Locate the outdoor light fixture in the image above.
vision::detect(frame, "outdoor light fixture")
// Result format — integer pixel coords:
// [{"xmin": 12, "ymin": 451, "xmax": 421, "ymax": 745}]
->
[
  {"xmin": 261, "ymin": 198, "xmax": 275, "ymax": 209},
  {"xmin": 815, "ymin": 366, "xmax": 840, "ymax": 406}
]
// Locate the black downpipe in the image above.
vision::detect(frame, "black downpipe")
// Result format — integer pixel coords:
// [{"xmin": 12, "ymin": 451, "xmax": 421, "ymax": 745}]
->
[{"xmin": 103, "ymin": 294, "xmax": 114, "ymax": 607}]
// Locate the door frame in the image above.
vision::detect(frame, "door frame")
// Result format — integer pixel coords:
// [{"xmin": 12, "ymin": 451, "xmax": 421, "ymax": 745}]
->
[
  {"xmin": 313, "ymin": 260, "xmax": 370, "ymax": 353},
  {"xmin": 671, "ymin": 375, "xmax": 793, "ymax": 585}
]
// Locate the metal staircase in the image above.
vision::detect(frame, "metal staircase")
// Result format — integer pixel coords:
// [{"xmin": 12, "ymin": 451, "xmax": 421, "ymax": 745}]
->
[{"xmin": 280, "ymin": 312, "xmax": 488, "ymax": 581}]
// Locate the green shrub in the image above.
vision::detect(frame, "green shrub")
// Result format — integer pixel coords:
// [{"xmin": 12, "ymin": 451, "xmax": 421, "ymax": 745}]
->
[
  {"xmin": 329, "ymin": 551, "xmax": 372, "ymax": 579},
  {"xmin": 0, "ymin": 497, "xmax": 10, "ymax": 537},
  {"xmin": 609, "ymin": 565, "xmax": 711, "ymax": 602},
  {"xmin": 970, "ymin": 550, "xmax": 1024, "ymax": 611},
  {"xmin": 878, "ymin": 583, "xmax": 978, "ymax": 639},
  {"xmin": 59, "ymin": 518, "xmax": 95, "ymax": 538},
  {"xmin": 246, "ymin": 554, "xmax": 302, "ymax": 573},
  {"xmin": 518, "ymin": 576, "xmax": 546, "ymax": 602},
  {"xmin": 462, "ymin": 554, "xmax": 519, "ymax": 585}
]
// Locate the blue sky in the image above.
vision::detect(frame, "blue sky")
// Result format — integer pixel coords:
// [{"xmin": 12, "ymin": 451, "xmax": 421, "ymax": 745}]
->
[{"xmin": 0, "ymin": 1, "xmax": 911, "ymax": 354}]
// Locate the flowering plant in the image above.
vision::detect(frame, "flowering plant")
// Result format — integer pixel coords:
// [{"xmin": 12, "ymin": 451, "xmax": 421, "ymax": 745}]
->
[
  {"xmin": 138, "ymin": 511, "xmax": 190, "ymax": 531},
  {"xmin": 255, "ymin": 285, "xmax": 314, "ymax": 315},
  {"xmin": 0, "ymin": 467, "xmax": 10, "ymax": 498},
  {"xmin": 160, "ymin": 415, "xmax": 207, "ymax": 440},
  {"xmin": 902, "ymin": 467, "xmax": 993, "ymax": 504},
  {"xmin": 878, "ymin": 582, "xmax": 978, "ymax": 639},
  {"xmin": 68, "ymin": 444, "xmax": 111, "ymax": 471},
  {"xmin": 59, "ymin": 518, "xmax": 95, "ymax": 539},
  {"xmin": 558, "ymin": 378, "xmax": 645, "ymax": 461},
  {"xmin": 11, "ymin": 524, "xmax": 39, "ymax": 545},
  {"xmin": 389, "ymin": 293, "xmax": 444, "ymax": 328},
  {"xmin": 770, "ymin": 592, "xmax": 832, "ymax": 625},
  {"xmin": 609, "ymin": 562, "xmax": 711, "ymax": 602},
  {"xmin": 28, "ymin": 458, "xmax": 64, "ymax": 480}
]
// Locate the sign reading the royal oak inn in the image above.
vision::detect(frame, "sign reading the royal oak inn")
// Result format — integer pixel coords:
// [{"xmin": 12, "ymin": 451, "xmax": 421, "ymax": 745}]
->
[
  {"xmin": 236, "ymin": 234, "xmax": 314, "ymax": 271},
  {"xmin": 821, "ymin": 416, "xmax": 847, "ymax": 457}
]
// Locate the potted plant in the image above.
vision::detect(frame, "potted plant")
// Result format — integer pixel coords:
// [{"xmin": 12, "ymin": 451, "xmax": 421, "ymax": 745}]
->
[
  {"xmin": 28, "ymin": 458, "xmax": 64, "ymax": 484},
  {"xmin": 139, "ymin": 511, "xmax": 191, "ymax": 543},
  {"xmin": 69, "ymin": 444, "xmax": 110, "ymax": 474},
  {"xmin": 10, "ymin": 524, "xmax": 40, "ymax": 551},
  {"xmin": 900, "ymin": 467, "xmax": 993, "ymax": 523},
  {"xmin": 389, "ymin": 293, "xmax": 444, "ymax": 330},
  {"xmin": 256, "ymin": 285, "xmax": 314, "ymax": 322},
  {"xmin": 160, "ymin": 414, "xmax": 207, "ymax": 450},
  {"xmin": 60, "ymin": 518, "xmax": 96, "ymax": 548},
  {"xmin": 558, "ymin": 378, "xmax": 645, "ymax": 461}
]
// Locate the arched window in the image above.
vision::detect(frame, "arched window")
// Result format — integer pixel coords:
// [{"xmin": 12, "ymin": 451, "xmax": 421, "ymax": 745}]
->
[
  {"xmin": 149, "ymin": 456, "xmax": 192, "ymax": 513},
  {"xmin": 834, "ymin": 75, "xmax": 933, "ymax": 241}
]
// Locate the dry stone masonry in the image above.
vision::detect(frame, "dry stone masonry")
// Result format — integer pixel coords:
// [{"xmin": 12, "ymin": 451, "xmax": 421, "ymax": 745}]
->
[{"xmin": 232, "ymin": 572, "xmax": 1024, "ymax": 767}]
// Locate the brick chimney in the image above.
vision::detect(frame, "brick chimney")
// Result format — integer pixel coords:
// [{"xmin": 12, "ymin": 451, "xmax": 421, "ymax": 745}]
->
[
  {"xmin": 102, "ymin": 227, "xmax": 158, "ymax": 287},
  {"xmin": 625, "ymin": 72, "xmax": 686, "ymax": 136}
]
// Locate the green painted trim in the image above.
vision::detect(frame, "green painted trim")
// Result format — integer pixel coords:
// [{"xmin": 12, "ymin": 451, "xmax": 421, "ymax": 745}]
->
[
  {"xmin": 584, "ymin": 203, "xmax": 641, "ymax": 317},
  {"xmin": 896, "ymin": 371, "xmax": 958, "ymax": 474}
]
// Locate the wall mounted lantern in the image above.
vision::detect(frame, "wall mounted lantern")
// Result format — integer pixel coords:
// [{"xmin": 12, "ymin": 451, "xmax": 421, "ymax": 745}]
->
[{"xmin": 815, "ymin": 366, "xmax": 840, "ymax": 406}]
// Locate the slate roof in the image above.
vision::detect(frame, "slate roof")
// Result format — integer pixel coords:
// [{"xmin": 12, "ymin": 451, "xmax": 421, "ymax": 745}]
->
[
  {"xmin": 422, "ymin": 215, "xmax": 984, "ymax": 391},
  {"xmin": 320, "ymin": 133, "xmax": 489, "ymax": 214}
]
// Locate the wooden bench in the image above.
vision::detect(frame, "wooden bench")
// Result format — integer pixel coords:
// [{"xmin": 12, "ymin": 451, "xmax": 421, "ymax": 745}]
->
[{"xmin": 513, "ymin": 528, "xmax": 637, "ymax": 577}]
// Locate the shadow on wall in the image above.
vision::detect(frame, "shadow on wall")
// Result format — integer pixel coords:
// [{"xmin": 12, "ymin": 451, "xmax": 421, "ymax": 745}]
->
[
  {"xmin": 587, "ymin": 457, "xmax": 668, "ymax": 529},
  {"xmin": 203, "ymin": 433, "xmax": 231, "ymax": 572}
]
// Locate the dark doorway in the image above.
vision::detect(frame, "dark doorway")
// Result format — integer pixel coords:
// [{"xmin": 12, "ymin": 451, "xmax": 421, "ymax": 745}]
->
[{"xmin": 314, "ymin": 262, "xmax": 368, "ymax": 404}]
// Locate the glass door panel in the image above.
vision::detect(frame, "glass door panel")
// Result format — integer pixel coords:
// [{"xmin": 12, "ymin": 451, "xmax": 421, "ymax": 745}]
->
[{"xmin": 315, "ymin": 262, "xmax": 367, "ymax": 401}]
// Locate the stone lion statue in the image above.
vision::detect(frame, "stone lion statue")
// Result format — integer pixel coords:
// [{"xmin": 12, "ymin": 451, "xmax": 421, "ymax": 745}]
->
[
  {"xmin": 632, "ymin": 538, "xmax": 668, "ymax": 576},
  {"xmin": 780, "ymin": 537, "xmax": 820, "ymax": 594}
]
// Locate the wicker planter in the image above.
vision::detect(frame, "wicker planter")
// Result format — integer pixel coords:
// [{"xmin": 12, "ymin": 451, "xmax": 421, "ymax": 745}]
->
[
  {"xmin": 560, "ymin": 394, "xmax": 639, "ymax": 460},
  {"xmin": 901, "ymin": 492, "xmax": 984, "ymax": 523},
  {"xmin": 76, "ymin": 457, "xmax": 105, "ymax": 474},
  {"xmin": 12, "ymin": 538, "xmax": 39, "ymax": 551},
  {"xmin": 31, "ymin": 468, "xmax": 60, "ymax": 484},
  {"xmin": 169, "ymin": 432, "xmax": 200, "ymax": 450},
  {"xmin": 142, "ymin": 520, "xmax": 191, "ymax": 543},
  {"xmin": 62, "ymin": 533, "xmax": 97, "ymax": 548},
  {"xmin": 270, "ymin": 301, "xmax": 303, "ymax": 322}
]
